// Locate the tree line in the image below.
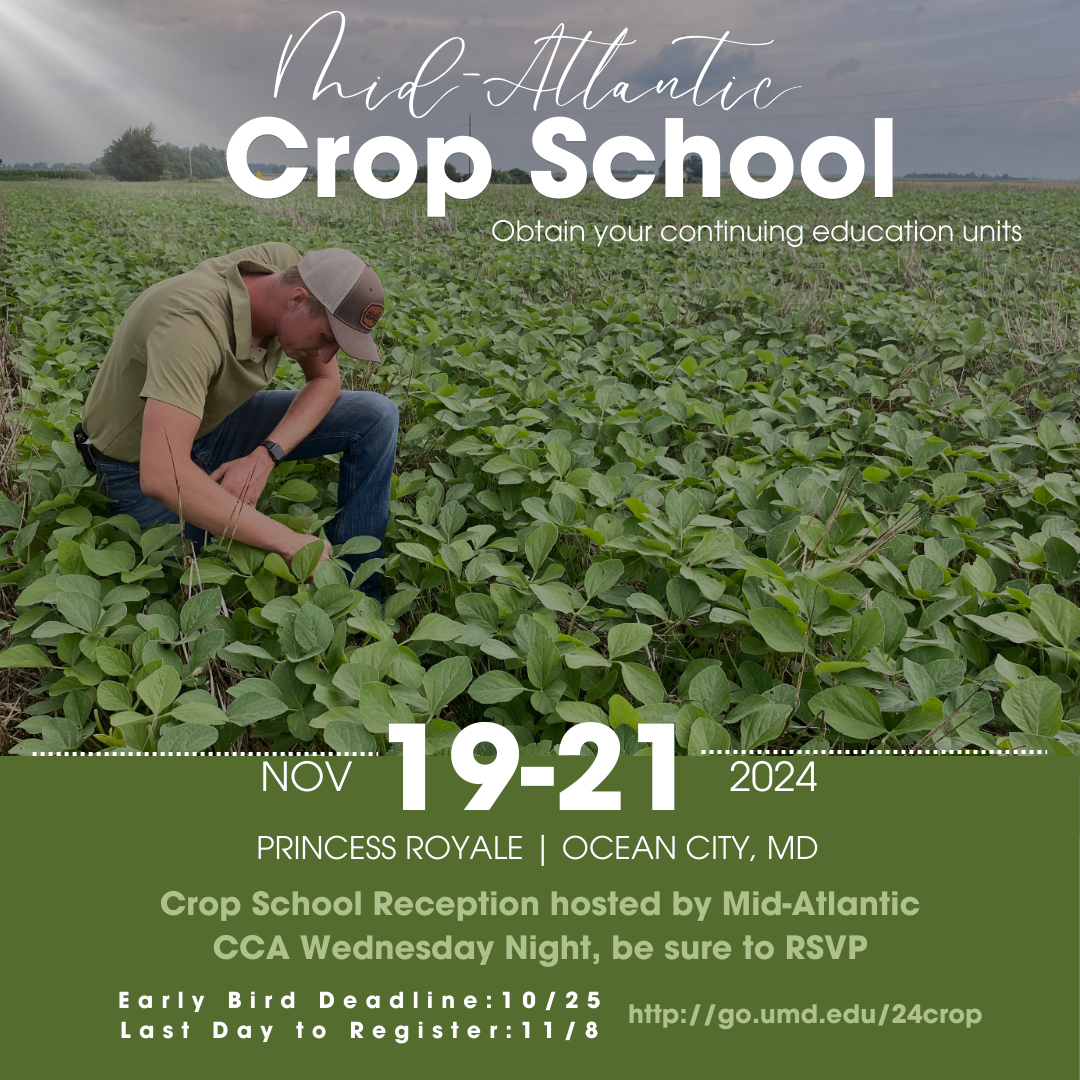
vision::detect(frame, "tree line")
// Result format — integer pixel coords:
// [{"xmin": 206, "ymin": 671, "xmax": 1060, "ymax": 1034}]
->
[
  {"xmin": 10, "ymin": 124, "xmax": 694, "ymax": 185},
  {"xmin": 42, "ymin": 126, "xmax": 547, "ymax": 184}
]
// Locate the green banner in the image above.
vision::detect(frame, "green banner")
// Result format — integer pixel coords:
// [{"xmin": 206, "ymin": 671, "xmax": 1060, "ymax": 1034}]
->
[{"xmin": 4, "ymin": 754, "xmax": 1077, "ymax": 1078}]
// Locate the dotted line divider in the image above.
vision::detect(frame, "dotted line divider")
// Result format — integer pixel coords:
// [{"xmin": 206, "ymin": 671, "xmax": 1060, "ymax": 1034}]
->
[{"xmin": 28, "ymin": 748, "xmax": 1045, "ymax": 757}]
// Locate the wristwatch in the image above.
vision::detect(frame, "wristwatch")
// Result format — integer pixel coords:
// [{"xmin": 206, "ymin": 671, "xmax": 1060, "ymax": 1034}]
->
[{"xmin": 259, "ymin": 440, "xmax": 285, "ymax": 464}]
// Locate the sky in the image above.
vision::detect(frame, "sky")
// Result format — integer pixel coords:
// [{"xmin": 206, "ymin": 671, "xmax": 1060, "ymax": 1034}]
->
[{"xmin": 1, "ymin": 0, "xmax": 1079, "ymax": 177}]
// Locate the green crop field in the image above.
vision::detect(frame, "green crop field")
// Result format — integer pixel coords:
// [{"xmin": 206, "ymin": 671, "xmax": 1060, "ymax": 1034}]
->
[{"xmin": 2, "ymin": 178, "xmax": 1080, "ymax": 758}]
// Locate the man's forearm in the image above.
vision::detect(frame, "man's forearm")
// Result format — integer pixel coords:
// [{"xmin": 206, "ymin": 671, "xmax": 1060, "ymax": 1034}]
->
[
  {"xmin": 137, "ymin": 375, "xmax": 341, "ymax": 562},
  {"xmin": 262, "ymin": 375, "xmax": 340, "ymax": 455},
  {"xmin": 143, "ymin": 460, "xmax": 314, "ymax": 560}
]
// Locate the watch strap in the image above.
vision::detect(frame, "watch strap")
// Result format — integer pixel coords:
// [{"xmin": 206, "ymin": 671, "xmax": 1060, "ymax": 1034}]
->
[{"xmin": 259, "ymin": 440, "xmax": 285, "ymax": 464}]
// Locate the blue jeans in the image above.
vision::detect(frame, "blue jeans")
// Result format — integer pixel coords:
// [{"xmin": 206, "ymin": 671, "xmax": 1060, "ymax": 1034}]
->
[{"xmin": 94, "ymin": 390, "xmax": 399, "ymax": 598}]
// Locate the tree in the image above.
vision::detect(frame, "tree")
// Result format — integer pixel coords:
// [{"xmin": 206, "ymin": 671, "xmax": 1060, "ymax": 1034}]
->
[
  {"xmin": 158, "ymin": 142, "xmax": 229, "ymax": 181},
  {"xmin": 101, "ymin": 124, "xmax": 165, "ymax": 182},
  {"xmin": 415, "ymin": 161, "xmax": 463, "ymax": 184}
]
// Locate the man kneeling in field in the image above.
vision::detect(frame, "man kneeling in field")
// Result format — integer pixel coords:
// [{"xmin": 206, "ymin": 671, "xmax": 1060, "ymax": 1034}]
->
[{"xmin": 76, "ymin": 243, "xmax": 398, "ymax": 598}]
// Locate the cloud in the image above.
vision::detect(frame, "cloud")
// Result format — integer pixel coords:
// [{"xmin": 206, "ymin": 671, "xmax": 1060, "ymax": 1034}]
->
[
  {"xmin": 627, "ymin": 37, "xmax": 758, "ymax": 93},
  {"xmin": 4, "ymin": 0, "xmax": 1080, "ymax": 176},
  {"xmin": 825, "ymin": 57, "xmax": 860, "ymax": 78}
]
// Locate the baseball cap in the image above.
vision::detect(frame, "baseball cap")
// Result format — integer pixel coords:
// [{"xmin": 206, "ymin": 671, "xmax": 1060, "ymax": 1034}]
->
[{"xmin": 296, "ymin": 248, "xmax": 385, "ymax": 363}]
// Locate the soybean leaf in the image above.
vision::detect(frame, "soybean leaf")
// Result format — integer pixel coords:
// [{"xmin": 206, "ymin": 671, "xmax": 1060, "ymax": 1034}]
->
[
  {"xmin": 335, "ymin": 535, "xmax": 382, "ymax": 557},
  {"xmin": 292, "ymin": 604, "xmax": 334, "ymax": 656},
  {"xmin": 64, "ymin": 691, "xmax": 92, "ymax": 726},
  {"xmin": 80, "ymin": 542, "xmax": 136, "ymax": 577},
  {"xmin": 384, "ymin": 587, "xmax": 419, "ymax": 622},
  {"xmin": 30, "ymin": 622, "xmax": 79, "ymax": 635},
  {"xmin": 907, "ymin": 555, "xmax": 944, "ymax": 595},
  {"xmin": 818, "ymin": 658, "xmax": 873, "ymax": 676},
  {"xmin": 189, "ymin": 630, "xmax": 225, "ymax": 671},
  {"xmin": 157, "ymin": 723, "xmax": 218, "ymax": 753},
  {"xmin": 873, "ymin": 592, "xmax": 907, "ymax": 654},
  {"xmin": 1002, "ymin": 676, "xmax": 1062, "ymax": 736},
  {"xmin": 313, "ymin": 584, "xmax": 358, "ymax": 619},
  {"xmin": 288, "ymin": 709, "xmax": 318, "ymax": 742},
  {"xmin": 181, "ymin": 558, "xmax": 234, "ymax": 587},
  {"xmin": 96, "ymin": 647, "xmax": 131, "ymax": 677},
  {"xmin": 529, "ymin": 583, "xmax": 580, "ymax": 614},
  {"xmin": 555, "ymin": 701, "xmax": 608, "ymax": 725},
  {"xmin": 456, "ymin": 593, "xmax": 500, "ymax": 631},
  {"xmin": 584, "ymin": 558, "xmax": 624, "ymax": 599},
  {"xmin": 892, "ymin": 698, "xmax": 944, "ymax": 735},
  {"xmin": 140, "ymin": 524, "xmax": 182, "ymax": 558},
  {"xmin": 226, "ymin": 693, "xmax": 289, "ymax": 724},
  {"xmin": 525, "ymin": 523, "xmax": 558, "ymax": 573},
  {"xmin": 845, "ymin": 608, "xmax": 884, "ymax": 659},
  {"xmin": 527, "ymin": 637, "xmax": 562, "ymax": 691},
  {"xmin": 406, "ymin": 612, "xmax": 467, "ymax": 644},
  {"xmin": 1044, "ymin": 537, "xmax": 1079, "ymax": 578},
  {"xmin": 309, "ymin": 706, "xmax": 364, "ymax": 729},
  {"xmin": 619, "ymin": 661, "xmax": 666, "ymax": 706},
  {"xmin": 740, "ymin": 705, "xmax": 789, "ymax": 752},
  {"xmin": 263, "ymin": 553, "xmax": 297, "ymax": 583},
  {"xmin": 423, "ymin": 656, "xmax": 472, "ymax": 715},
  {"xmin": 607, "ymin": 623, "xmax": 653, "ymax": 660},
  {"xmin": 55, "ymin": 576, "xmax": 101, "ymax": 600},
  {"xmin": 748, "ymin": 608, "xmax": 807, "ymax": 654},
  {"xmin": 136, "ymin": 666, "xmax": 181, "ymax": 716},
  {"xmin": 607, "ymin": 694, "xmax": 642, "ymax": 731},
  {"xmin": 136, "ymin": 612, "xmax": 179, "ymax": 642},
  {"xmin": 39, "ymin": 716, "xmax": 80, "ymax": 751},
  {"xmin": 666, "ymin": 578, "xmax": 702, "ymax": 619},
  {"xmin": 55, "ymin": 593, "xmax": 102, "ymax": 633},
  {"xmin": 627, "ymin": 592, "xmax": 668, "ymax": 620},
  {"xmin": 273, "ymin": 664, "xmax": 315, "ymax": 712},
  {"xmin": 688, "ymin": 666, "xmax": 730, "ymax": 718},
  {"xmin": 689, "ymin": 716, "xmax": 730, "ymax": 755},
  {"xmin": 279, "ymin": 479, "xmax": 318, "ymax": 503},
  {"xmin": 332, "ymin": 665, "xmax": 369, "ymax": 703},
  {"xmin": 230, "ymin": 677, "xmax": 285, "ymax": 699},
  {"xmin": 546, "ymin": 439, "xmax": 572, "ymax": 477},
  {"xmin": 966, "ymin": 612, "xmax": 1042, "ymax": 644},
  {"xmin": 564, "ymin": 647, "xmax": 610, "ymax": 669},
  {"xmin": 1009, "ymin": 733, "xmax": 1075, "ymax": 757},
  {"xmin": 425, "ymin": 718, "xmax": 460, "ymax": 753},
  {"xmin": 358, "ymin": 682, "xmax": 413, "ymax": 732},
  {"xmin": 1029, "ymin": 593, "xmax": 1080, "ymax": 648},
  {"xmin": 96, "ymin": 681, "xmax": 133, "ymax": 713},
  {"xmin": 180, "ymin": 588, "xmax": 223, "ymax": 636},
  {"xmin": 469, "ymin": 670, "xmax": 527, "ymax": 704},
  {"xmin": 324, "ymin": 719, "xmax": 377, "ymax": 754},
  {"xmin": 0, "ymin": 644, "xmax": 54, "ymax": 668},
  {"xmin": 925, "ymin": 658, "xmax": 966, "ymax": 698},
  {"xmin": 170, "ymin": 702, "xmax": 229, "ymax": 725},
  {"xmin": 291, "ymin": 540, "xmax": 326, "ymax": 583},
  {"xmin": 809, "ymin": 685, "xmax": 885, "ymax": 739},
  {"xmin": 903, "ymin": 659, "xmax": 936, "ymax": 706}
]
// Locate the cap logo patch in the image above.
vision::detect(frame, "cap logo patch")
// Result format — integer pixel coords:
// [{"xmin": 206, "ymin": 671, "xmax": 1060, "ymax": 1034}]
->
[{"xmin": 360, "ymin": 303, "xmax": 383, "ymax": 330}]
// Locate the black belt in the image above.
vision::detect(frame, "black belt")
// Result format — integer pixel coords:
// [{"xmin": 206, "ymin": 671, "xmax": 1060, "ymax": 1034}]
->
[{"xmin": 73, "ymin": 423, "xmax": 126, "ymax": 469}]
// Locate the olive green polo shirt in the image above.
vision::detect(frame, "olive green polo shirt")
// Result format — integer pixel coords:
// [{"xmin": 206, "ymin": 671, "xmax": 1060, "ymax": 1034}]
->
[{"xmin": 82, "ymin": 242, "xmax": 301, "ymax": 462}]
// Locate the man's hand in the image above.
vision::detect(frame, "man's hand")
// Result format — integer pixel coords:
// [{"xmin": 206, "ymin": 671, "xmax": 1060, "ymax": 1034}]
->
[
  {"xmin": 140, "ymin": 400, "xmax": 325, "ymax": 564},
  {"xmin": 209, "ymin": 448, "xmax": 274, "ymax": 506}
]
